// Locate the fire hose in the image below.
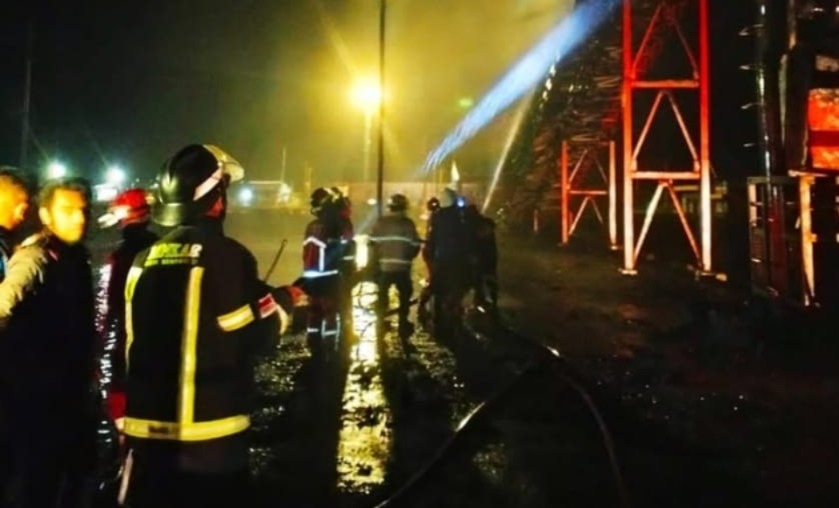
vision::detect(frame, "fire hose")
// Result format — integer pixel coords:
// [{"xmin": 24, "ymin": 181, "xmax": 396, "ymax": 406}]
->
[
  {"xmin": 262, "ymin": 238, "xmax": 288, "ymax": 283},
  {"xmin": 370, "ymin": 309, "xmax": 630, "ymax": 508}
]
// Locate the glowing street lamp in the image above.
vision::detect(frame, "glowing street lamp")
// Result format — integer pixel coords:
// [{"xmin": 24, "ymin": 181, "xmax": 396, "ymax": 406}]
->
[
  {"xmin": 106, "ymin": 165, "xmax": 126, "ymax": 186},
  {"xmin": 237, "ymin": 186, "xmax": 254, "ymax": 207},
  {"xmin": 350, "ymin": 79, "xmax": 382, "ymax": 115},
  {"xmin": 46, "ymin": 161, "xmax": 67, "ymax": 179},
  {"xmin": 350, "ymin": 79, "xmax": 383, "ymax": 182}
]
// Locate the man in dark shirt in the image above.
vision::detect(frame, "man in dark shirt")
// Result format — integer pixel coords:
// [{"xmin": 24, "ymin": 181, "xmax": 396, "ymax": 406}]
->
[
  {"xmin": 0, "ymin": 170, "xmax": 32, "ymax": 505},
  {"xmin": 0, "ymin": 177, "xmax": 97, "ymax": 508}
]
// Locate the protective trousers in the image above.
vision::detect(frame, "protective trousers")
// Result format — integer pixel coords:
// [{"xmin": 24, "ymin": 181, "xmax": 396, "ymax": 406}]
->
[
  {"xmin": 376, "ymin": 270, "xmax": 413, "ymax": 334},
  {"xmin": 304, "ymin": 275, "xmax": 342, "ymax": 359},
  {"xmin": 124, "ymin": 450, "xmax": 249, "ymax": 508}
]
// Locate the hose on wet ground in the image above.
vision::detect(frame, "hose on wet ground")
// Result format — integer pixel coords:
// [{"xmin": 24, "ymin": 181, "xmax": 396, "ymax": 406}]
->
[
  {"xmin": 494, "ymin": 317, "xmax": 630, "ymax": 508},
  {"xmin": 370, "ymin": 307, "xmax": 631, "ymax": 508}
]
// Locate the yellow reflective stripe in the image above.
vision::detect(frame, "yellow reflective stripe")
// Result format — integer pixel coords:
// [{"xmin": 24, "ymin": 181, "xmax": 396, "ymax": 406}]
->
[
  {"xmin": 124, "ymin": 266, "xmax": 143, "ymax": 370},
  {"xmin": 179, "ymin": 267, "xmax": 203, "ymax": 424},
  {"xmin": 216, "ymin": 304, "xmax": 255, "ymax": 331},
  {"xmin": 278, "ymin": 304, "xmax": 290, "ymax": 335},
  {"xmin": 123, "ymin": 415, "xmax": 250, "ymax": 442}
]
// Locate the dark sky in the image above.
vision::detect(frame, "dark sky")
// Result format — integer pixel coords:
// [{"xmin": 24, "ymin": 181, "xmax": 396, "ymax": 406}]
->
[{"xmin": 0, "ymin": 0, "xmax": 573, "ymax": 186}]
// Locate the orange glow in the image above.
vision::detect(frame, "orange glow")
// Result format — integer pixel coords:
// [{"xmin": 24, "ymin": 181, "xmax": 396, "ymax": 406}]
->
[{"xmin": 808, "ymin": 89, "xmax": 839, "ymax": 171}]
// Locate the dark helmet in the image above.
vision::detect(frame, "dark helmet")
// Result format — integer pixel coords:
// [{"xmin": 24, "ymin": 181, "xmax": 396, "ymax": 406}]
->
[
  {"xmin": 426, "ymin": 196, "xmax": 440, "ymax": 213},
  {"xmin": 387, "ymin": 193, "xmax": 408, "ymax": 212},
  {"xmin": 310, "ymin": 187, "xmax": 334, "ymax": 216},
  {"xmin": 153, "ymin": 144, "xmax": 244, "ymax": 227}
]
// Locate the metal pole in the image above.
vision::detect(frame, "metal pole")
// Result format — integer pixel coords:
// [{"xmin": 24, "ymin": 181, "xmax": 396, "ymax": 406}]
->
[
  {"xmin": 280, "ymin": 146, "xmax": 287, "ymax": 182},
  {"xmin": 376, "ymin": 0, "xmax": 386, "ymax": 218},
  {"xmin": 608, "ymin": 140, "xmax": 618, "ymax": 249},
  {"xmin": 561, "ymin": 141, "xmax": 569, "ymax": 244},
  {"xmin": 363, "ymin": 111, "xmax": 372, "ymax": 182},
  {"xmin": 621, "ymin": 0, "xmax": 636, "ymax": 274},
  {"xmin": 699, "ymin": 0, "xmax": 712, "ymax": 273},
  {"xmin": 20, "ymin": 23, "xmax": 32, "ymax": 172}
]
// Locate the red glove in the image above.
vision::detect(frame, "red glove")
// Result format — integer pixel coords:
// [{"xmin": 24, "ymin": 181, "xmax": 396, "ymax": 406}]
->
[
  {"xmin": 107, "ymin": 390, "xmax": 126, "ymax": 430},
  {"xmin": 271, "ymin": 285, "xmax": 307, "ymax": 310},
  {"xmin": 286, "ymin": 285, "xmax": 306, "ymax": 307}
]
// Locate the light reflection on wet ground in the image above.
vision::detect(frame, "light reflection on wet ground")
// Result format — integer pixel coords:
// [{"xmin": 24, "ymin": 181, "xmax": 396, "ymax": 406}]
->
[{"xmin": 336, "ymin": 281, "xmax": 392, "ymax": 495}]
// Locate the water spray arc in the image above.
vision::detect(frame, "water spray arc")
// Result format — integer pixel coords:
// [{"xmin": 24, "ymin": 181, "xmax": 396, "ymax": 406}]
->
[{"xmin": 420, "ymin": 0, "xmax": 622, "ymax": 177}]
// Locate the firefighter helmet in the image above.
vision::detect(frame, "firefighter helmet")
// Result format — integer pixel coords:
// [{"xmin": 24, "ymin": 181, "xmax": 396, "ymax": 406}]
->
[
  {"xmin": 387, "ymin": 193, "xmax": 408, "ymax": 212},
  {"xmin": 152, "ymin": 144, "xmax": 244, "ymax": 227},
  {"xmin": 98, "ymin": 188, "xmax": 151, "ymax": 228},
  {"xmin": 310, "ymin": 187, "xmax": 334, "ymax": 216},
  {"xmin": 426, "ymin": 196, "xmax": 440, "ymax": 213}
]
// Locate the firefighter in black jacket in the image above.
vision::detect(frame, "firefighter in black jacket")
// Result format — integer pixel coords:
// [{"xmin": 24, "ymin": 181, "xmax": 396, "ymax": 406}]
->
[
  {"xmin": 0, "ymin": 177, "xmax": 97, "ymax": 508},
  {"xmin": 464, "ymin": 204, "xmax": 499, "ymax": 313},
  {"xmin": 121, "ymin": 144, "xmax": 301, "ymax": 507},
  {"xmin": 417, "ymin": 196, "xmax": 440, "ymax": 326},
  {"xmin": 422, "ymin": 188, "xmax": 475, "ymax": 335},
  {"xmin": 95, "ymin": 188, "xmax": 159, "ymax": 434},
  {"xmin": 370, "ymin": 193, "xmax": 421, "ymax": 339}
]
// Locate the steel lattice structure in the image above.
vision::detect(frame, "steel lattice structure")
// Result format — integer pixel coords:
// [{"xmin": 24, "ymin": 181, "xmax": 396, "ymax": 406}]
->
[{"xmin": 621, "ymin": 0, "xmax": 712, "ymax": 273}]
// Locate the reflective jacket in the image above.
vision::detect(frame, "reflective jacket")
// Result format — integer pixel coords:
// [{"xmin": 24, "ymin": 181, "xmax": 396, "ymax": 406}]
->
[
  {"xmin": 369, "ymin": 213, "xmax": 421, "ymax": 273},
  {"xmin": 302, "ymin": 217, "xmax": 352, "ymax": 280},
  {"xmin": 95, "ymin": 226, "xmax": 158, "ymax": 426},
  {"xmin": 123, "ymin": 220, "xmax": 291, "ymax": 447},
  {"xmin": 0, "ymin": 233, "xmax": 96, "ymax": 400}
]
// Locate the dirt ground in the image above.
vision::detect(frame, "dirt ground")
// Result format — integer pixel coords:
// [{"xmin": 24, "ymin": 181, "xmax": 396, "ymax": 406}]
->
[{"xmin": 498, "ymin": 228, "xmax": 839, "ymax": 507}]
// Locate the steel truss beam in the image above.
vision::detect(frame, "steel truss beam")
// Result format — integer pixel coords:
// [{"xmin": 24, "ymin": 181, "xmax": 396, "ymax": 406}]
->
[
  {"xmin": 559, "ymin": 140, "xmax": 618, "ymax": 248},
  {"xmin": 621, "ymin": 0, "xmax": 711, "ymax": 274}
]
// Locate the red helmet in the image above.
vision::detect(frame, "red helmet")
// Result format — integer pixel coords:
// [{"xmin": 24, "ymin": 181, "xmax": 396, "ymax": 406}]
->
[{"xmin": 99, "ymin": 188, "xmax": 151, "ymax": 228}]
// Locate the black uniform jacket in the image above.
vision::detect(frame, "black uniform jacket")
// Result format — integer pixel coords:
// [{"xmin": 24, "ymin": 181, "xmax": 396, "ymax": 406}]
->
[{"xmin": 123, "ymin": 220, "xmax": 291, "ymax": 444}]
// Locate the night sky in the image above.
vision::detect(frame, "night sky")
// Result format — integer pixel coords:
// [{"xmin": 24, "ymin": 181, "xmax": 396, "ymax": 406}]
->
[{"xmin": 0, "ymin": 0, "xmax": 574, "ymax": 187}]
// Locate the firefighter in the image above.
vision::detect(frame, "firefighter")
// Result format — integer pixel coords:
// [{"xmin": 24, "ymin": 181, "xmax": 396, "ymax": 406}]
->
[
  {"xmin": 370, "ymin": 193, "xmax": 421, "ymax": 339},
  {"xmin": 331, "ymin": 187, "xmax": 356, "ymax": 326},
  {"xmin": 417, "ymin": 196, "xmax": 440, "ymax": 327},
  {"xmin": 422, "ymin": 188, "xmax": 475, "ymax": 337},
  {"xmin": 464, "ymin": 204, "xmax": 499, "ymax": 313},
  {"xmin": 95, "ymin": 188, "xmax": 159, "ymax": 436},
  {"xmin": 301, "ymin": 187, "xmax": 350, "ymax": 362},
  {"xmin": 121, "ymin": 144, "xmax": 301, "ymax": 507},
  {"xmin": 0, "ymin": 170, "xmax": 30, "ymax": 504},
  {"xmin": 0, "ymin": 177, "xmax": 98, "ymax": 508}
]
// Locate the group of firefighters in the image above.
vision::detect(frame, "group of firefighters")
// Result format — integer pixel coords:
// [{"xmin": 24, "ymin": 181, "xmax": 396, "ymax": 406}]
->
[
  {"xmin": 0, "ymin": 142, "xmax": 499, "ymax": 507},
  {"xmin": 300, "ymin": 183, "xmax": 499, "ymax": 353}
]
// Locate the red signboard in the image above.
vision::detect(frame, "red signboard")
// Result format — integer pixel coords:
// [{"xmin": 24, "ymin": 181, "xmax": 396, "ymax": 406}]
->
[{"xmin": 808, "ymin": 88, "xmax": 839, "ymax": 171}]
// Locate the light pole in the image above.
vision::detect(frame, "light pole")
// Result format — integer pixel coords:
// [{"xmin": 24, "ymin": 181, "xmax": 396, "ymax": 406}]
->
[
  {"xmin": 363, "ymin": 111, "xmax": 373, "ymax": 182},
  {"xmin": 376, "ymin": 0, "xmax": 386, "ymax": 218},
  {"xmin": 350, "ymin": 79, "xmax": 382, "ymax": 183}
]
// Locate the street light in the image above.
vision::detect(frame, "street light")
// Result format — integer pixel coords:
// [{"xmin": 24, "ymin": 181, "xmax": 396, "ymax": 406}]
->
[
  {"xmin": 106, "ymin": 165, "xmax": 126, "ymax": 186},
  {"xmin": 46, "ymin": 161, "xmax": 67, "ymax": 179},
  {"xmin": 350, "ymin": 78, "xmax": 382, "ymax": 182}
]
